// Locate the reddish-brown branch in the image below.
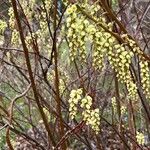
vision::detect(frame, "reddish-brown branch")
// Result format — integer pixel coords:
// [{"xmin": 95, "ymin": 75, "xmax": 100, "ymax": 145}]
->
[
  {"xmin": 6, "ymin": 84, "xmax": 31, "ymax": 150},
  {"xmin": 54, "ymin": 121, "xmax": 85, "ymax": 149},
  {"xmin": 53, "ymin": 0, "xmax": 66, "ymax": 149}
]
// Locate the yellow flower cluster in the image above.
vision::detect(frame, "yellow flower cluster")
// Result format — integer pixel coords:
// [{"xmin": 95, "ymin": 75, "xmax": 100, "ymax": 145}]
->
[
  {"xmin": 136, "ymin": 131, "xmax": 145, "ymax": 145},
  {"xmin": 66, "ymin": 2, "xmax": 114, "ymax": 67},
  {"xmin": 121, "ymin": 106, "xmax": 126, "ymax": 115},
  {"xmin": 80, "ymin": 94, "xmax": 100, "ymax": 133},
  {"xmin": 20, "ymin": 0, "xmax": 36, "ymax": 21},
  {"xmin": 66, "ymin": 4, "xmax": 77, "ymax": 15},
  {"xmin": 81, "ymin": 95, "xmax": 92, "ymax": 109},
  {"xmin": 9, "ymin": 0, "xmax": 51, "ymax": 52},
  {"xmin": 93, "ymin": 30, "xmax": 115, "ymax": 70},
  {"xmin": 82, "ymin": 108, "xmax": 100, "ymax": 134},
  {"xmin": 0, "ymin": 20, "xmax": 7, "ymax": 34},
  {"xmin": 122, "ymin": 35, "xmax": 150, "ymax": 100},
  {"xmin": 111, "ymin": 97, "xmax": 126, "ymax": 115},
  {"xmin": 68, "ymin": 89, "xmax": 82, "ymax": 119},
  {"xmin": 111, "ymin": 97, "xmax": 117, "ymax": 112},
  {"xmin": 108, "ymin": 44, "xmax": 137, "ymax": 99},
  {"xmin": 68, "ymin": 89, "xmax": 100, "ymax": 133},
  {"xmin": 80, "ymin": 1, "xmax": 101, "ymax": 20},
  {"xmin": 47, "ymin": 69, "xmax": 69, "ymax": 95},
  {"xmin": 42, "ymin": 0, "xmax": 51, "ymax": 12},
  {"xmin": 8, "ymin": 6, "xmax": 20, "ymax": 47},
  {"xmin": 122, "ymin": 34, "xmax": 143, "ymax": 55},
  {"xmin": 82, "ymin": 2, "xmax": 112, "ymax": 69},
  {"xmin": 8, "ymin": 7, "xmax": 15, "ymax": 29},
  {"xmin": 66, "ymin": 5, "xmax": 77, "ymax": 61},
  {"xmin": 66, "ymin": 4, "xmax": 87, "ymax": 61},
  {"xmin": 65, "ymin": 2, "xmax": 104, "ymax": 63},
  {"xmin": 140, "ymin": 59, "xmax": 150, "ymax": 99},
  {"xmin": 11, "ymin": 29, "xmax": 20, "ymax": 45}
]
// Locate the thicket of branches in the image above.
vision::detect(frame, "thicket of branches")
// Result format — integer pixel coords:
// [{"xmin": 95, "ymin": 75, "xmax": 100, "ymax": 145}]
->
[{"xmin": 0, "ymin": 0, "xmax": 150, "ymax": 149}]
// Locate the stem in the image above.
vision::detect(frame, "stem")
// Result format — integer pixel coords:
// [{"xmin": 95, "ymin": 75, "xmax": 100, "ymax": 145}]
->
[{"xmin": 53, "ymin": 0, "xmax": 66, "ymax": 149}]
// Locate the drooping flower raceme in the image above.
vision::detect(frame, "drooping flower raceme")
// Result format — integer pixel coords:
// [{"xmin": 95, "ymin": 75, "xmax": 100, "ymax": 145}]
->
[
  {"xmin": 68, "ymin": 89, "xmax": 82, "ymax": 119},
  {"xmin": 68, "ymin": 89, "xmax": 100, "ymax": 134},
  {"xmin": 139, "ymin": 59, "xmax": 150, "ymax": 100}
]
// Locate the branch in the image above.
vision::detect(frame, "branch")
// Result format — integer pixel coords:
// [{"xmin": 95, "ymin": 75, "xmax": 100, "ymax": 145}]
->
[
  {"xmin": 0, "ymin": 124, "xmax": 8, "ymax": 131},
  {"xmin": 6, "ymin": 84, "xmax": 31, "ymax": 150},
  {"xmin": 54, "ymin": 121, "xmax": 85, "ymax": 149}
]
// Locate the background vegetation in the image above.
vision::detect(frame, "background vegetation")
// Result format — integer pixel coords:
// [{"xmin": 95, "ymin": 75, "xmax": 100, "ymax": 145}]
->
[{"xmin": 0, "ymin": 0, "xmax": 150, "ymax": 149}]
